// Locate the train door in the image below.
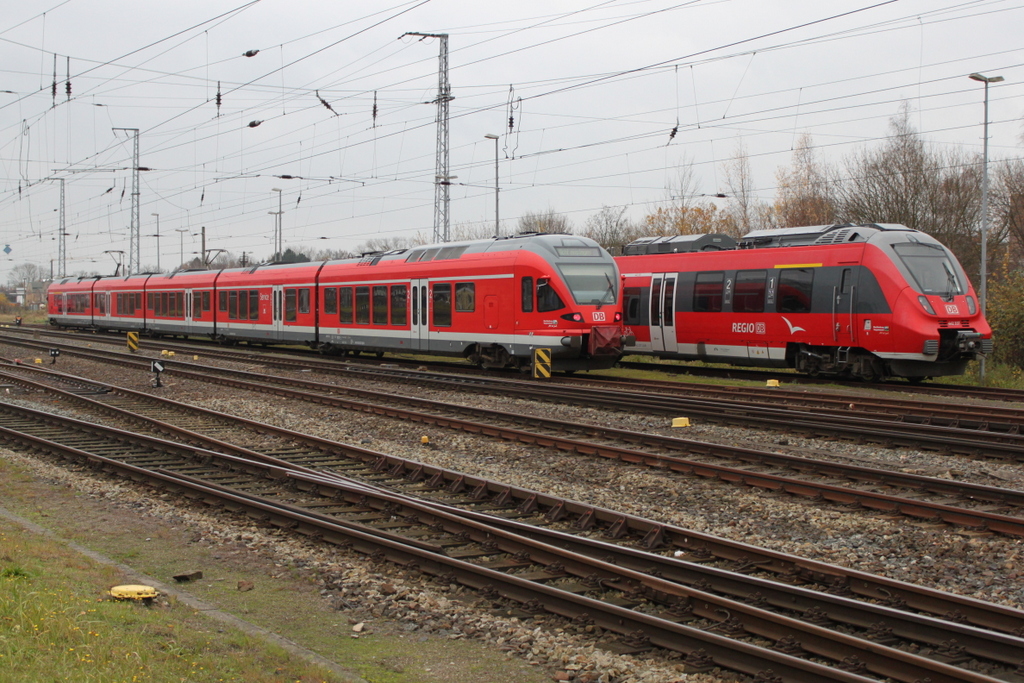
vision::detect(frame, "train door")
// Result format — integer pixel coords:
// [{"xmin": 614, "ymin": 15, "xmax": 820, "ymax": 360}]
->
[
  {"xmin": 410, "ymin": 279, "xmax": 429, "ymax": 351},
  {"xmin": 271, "ymin": 284, "xmax": 285, "ymax": 336},
  {"xmin": 832, "ymin": 268, "xmax": 857, "ymax": 347},
  {"xmin": 648, "ymin": 274, "xmax": 678, "ymax": 353},
  {"xmin": 184, "ymin": 288, "xmax": 193, "ymax": 335}
]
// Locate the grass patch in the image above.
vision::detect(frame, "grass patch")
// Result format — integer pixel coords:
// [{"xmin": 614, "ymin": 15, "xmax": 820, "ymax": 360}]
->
[
  {"xmin": 0, "ymin": 456, "xmax": 552, "ymax": 683},
  {"xmin": 0, "ymin": 525, "xmax": 347, "ymax": 682}
]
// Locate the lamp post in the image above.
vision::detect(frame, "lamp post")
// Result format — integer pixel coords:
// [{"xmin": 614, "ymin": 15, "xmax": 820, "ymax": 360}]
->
[
  {"xmin": 175, "ymin": 228, "xmax": 189, "ymax": 267},
  {"xmin": 149, "ymin": 213, "xmax": 160, "ymax": 271},
  {"xmin": 484, "ymin": 134, "xmax": 500, "ymax": 237},
  {"xmin": 969, "ymin": 71, "xmax": 1003, "ymax": 381},
  {"xmin": 271, "ymin": 188, "xmax": 283, "ymax": 258}
]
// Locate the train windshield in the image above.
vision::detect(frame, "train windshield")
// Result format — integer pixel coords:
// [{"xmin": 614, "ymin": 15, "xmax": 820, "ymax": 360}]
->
[
  {"xmin": 558, "ymin": 263, "xmax": 618, "ymax": 306},
  {"xmin": 892, "ymin": 242, "xmax": 964, "ymax": 297}
]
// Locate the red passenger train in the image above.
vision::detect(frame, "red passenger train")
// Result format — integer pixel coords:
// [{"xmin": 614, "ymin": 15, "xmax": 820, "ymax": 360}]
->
[
  {"xmin": 48, "ymin": 233, "xmax": 629, "ymax": 372},
  {"xmin": 617, "ymin": 223, "xmax": 992, "ymax": 382}
]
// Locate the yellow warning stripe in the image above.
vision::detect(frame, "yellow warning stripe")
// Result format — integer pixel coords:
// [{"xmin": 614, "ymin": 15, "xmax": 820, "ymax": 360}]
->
[{"xmin": 773, "ymin": 263, "xmax": 822, "ymax": 269}]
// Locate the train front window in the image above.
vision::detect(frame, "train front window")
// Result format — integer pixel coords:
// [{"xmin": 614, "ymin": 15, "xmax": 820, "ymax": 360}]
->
[
  {"xmin": 537, "ymin": 279, "xmax": 565, "ymax": 312},
  {"xmin": 892, "ymin": 243, "xmax": 964, "ymax": 297},
  {"xmin": 557, "ymin": 264, "xmax": 617, "ymax": 306}
]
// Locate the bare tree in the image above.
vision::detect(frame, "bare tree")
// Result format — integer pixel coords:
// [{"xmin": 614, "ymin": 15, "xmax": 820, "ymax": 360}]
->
[
  {"xmin": 836, "ymin": 106, "xmax": 987, "ymax": 281},
  {"xmin": 449, "ymin": 222, "xmax": 498, "ymax": 242},
  {"xmin": 723, "ymin": 140, "xmax": 772, "ymax": 236},
  {"xmin": 518, "ymin": 209, "xmax": 572, "ymax": 234},
  {"xmin": 580, "ymin": 206, "xmax": 641, "ymax": 253},
  {"xmin": 775, "ymin": 133, "xmax": 837, "ymax": 228},
  {"xmin": 994, "ymin": 158, "xmax": 1024, "ymax": 270},
  {"xmin": 8, "ymin": 262, "xmax": 47, "ymax": 287},
  {"xmin": 354, "ymin": 236, "xmax": 418, "ymax": 254}
]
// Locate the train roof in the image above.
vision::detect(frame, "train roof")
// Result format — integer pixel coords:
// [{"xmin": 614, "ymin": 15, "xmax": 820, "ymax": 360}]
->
[
  {"xmin": 621, "ymin": 233, "xmax": 736, "ymax": 255},
  {"xmin": 737, "ymin": 223, "xmax": 914, "ymax": 248}
]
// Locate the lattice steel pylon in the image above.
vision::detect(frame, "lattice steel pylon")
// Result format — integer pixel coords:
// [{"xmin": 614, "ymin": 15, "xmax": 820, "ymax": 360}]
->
[
  {"xmin": 113, "ymin": 127, "xmax": 140, "ymax": 274},
  {"xmin": 403, "ymin": 32, "xmax": 452, "ymax": 243},
  {"xmin": 57, "ymin": 178, "xmax": 65, "ymax": 278}
]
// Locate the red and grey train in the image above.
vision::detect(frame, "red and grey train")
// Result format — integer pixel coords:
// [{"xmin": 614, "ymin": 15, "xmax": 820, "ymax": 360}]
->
[
  {"xmin": 48, "ymin": 233, "xmax": 628, "ymax": 372},
  {"xmin": 617, "ymin": 223, "xmax": 992, "ymax": 381}
]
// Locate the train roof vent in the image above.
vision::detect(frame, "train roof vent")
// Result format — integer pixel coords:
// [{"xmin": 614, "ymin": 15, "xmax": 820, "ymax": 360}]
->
[
  {"xmin": 622, "ymin": 233, "xmax": 736, "ymax": 255},
  {"xmin": 357, "ymin": 253, "xmax": 385, "ymax": 266},
  {"xmin": 814, "ymin": 228, "xmax": 852, "ymax": 245},
  {"xmin": 739, "ymin": 223, "xmax": 881, "ymax": 248},
  {"xmin": 404, "ymin": 245, "xmax": 467, "ymax": 262}
]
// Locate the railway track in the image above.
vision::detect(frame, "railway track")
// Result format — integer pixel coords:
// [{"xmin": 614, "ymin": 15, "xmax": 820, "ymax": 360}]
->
[
  {"xmin": 5, "ymin": 360, "xmax": 1024, "ymax": 627},
  {"xmin": 4, "ymin": 372, "xmax": 1024, "ymax": 682},
  {"xmin": 20, "ymin": 326, "xmax": 1024, "ymax": 407},
  {"xmin": 7, "ymin": 331, "xmax": 1024, "ymax": 462},
  {"xmin": 6, "ymin": 339, "xmax": 1024, "ymax": 537}
]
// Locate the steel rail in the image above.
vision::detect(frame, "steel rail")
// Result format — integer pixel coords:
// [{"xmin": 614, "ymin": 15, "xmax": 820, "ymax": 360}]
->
[
  {"xmin": 3, "ymin": 362, "xmax": 1024, "ymax": 642},
  {"xmin": 24, "ymin": 357, "xmax": 1024, "ymax": 536},
  {"xmin": 8, "ymin": 334, "xmax": 1024, "ymax": 458},
  {"xmin": 0, "ymin": 407, "xmax": 891, "ymax": 683}
]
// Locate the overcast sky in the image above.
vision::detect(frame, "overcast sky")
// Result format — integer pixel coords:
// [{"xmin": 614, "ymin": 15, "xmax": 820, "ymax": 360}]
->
[{"xmin": 0, "ymin": 0, "xmax": 1021, "ymax": 281}]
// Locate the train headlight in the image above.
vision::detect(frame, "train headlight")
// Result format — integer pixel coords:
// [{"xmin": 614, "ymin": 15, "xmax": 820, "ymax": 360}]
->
[
  {"xmin": 614, "ymin": 311, "xmax": 622, "ymax": 322},
  {"xmin": 917, "ymin": 296, "xmax": 935, "ymax": 315},
  {"xmin": 966, "ymin": 295, "xmax": 977, "ymax": 315},
  {"xmin": 560, "ymin": 312, "xmax": 584, "ymax": 323}
]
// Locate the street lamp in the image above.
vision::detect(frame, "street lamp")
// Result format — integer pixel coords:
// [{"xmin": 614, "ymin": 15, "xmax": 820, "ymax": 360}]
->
[
  {"xmin": 271, "ymin": 188, "xmax": 283, "ymax": 258},
  {"xmin": 968, "ymin": 71, "xmax": 1004, "ymax": 381},
  {"xmin": 175, "ymin": 228, "xmax": 190, "ymax": 267},
  {"xmin": 150, "ymin": 213, "xmax": 160, "ymax": 271},
  {"xmin": 484, "ymin": 134, "xmax": 500, "ymax": 237}
]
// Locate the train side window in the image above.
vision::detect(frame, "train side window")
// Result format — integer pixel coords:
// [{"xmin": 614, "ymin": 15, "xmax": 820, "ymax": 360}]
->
[
  {"xmin": 249, "ymin": 291, "xmax": 259, "ymax": 320},
  {"xmin": 219, "ymin": 291, "xmax": 228, "ymax": 312},
  {"xmin": 372, "ymin": 285, "xmax": 388, "ymax": 325},
  {"xmin": 298, "ymin": 288, "xmax": 310, "ymax": 314},
  {"xmin": 391, "ymin": 285, "xmax": 408, "ymax": 325},
  {"xmin": 521, "ymin": 277, "xmax": 533, "ymax": 312},
  {"xmin": 339, "ymin": 287, "xmax": 353, "ymax": 323},
  {"xmin": 649, "ymin": 279, "xmax": 662, "ymax": 325},
  {"xmin": 537, "ymin": 278, "xmax": 565, "ymax": 312},
  {"xmin": 662, "ymin": 279, "xmax": 675, "ymax": 327},
  {"xmin": 202, "ymin": 291, "xmax": 211, "ymax": 312},
  {"xmin": 840, "ymin": 268, "xmax": 852, "ymax": 295},
  {"xmin": 433, "ymin": 283, "xmax": 452, "ymax": 327},
  {"xmin": 192, "ymin": 292, "xmax": 201, "ymax": 317},
  {"xmin": 285, "ymin": 289, "xmax": 297, "ymax": 322},
  {"xmin": 733, "ymin": 270, "xmax": 767, "ymax": 313},
  {"xmin": 324, "ymin": 288, "xmax": 338, "ymax": 316},
  {"xmin": 693, "ymin": 272, "xmax": 724, "ymax": 312},
  {"xmin": 148, "ymin": 294, "xmax": 156, "ymax": 311},
  {"xmin": 355, "ymin": 286, "xmax": 370, "ymax": 324},
  {"xmin": 623, "ymin": 287, "xmax": 642, "ymax": 324},
  {"xmin": 238, "ymin": 289, "xmax": 248, "ymax": 319},
  {"xmin": 229, "ymin": 291, "xmax": 238, "ymax": 320},
  {"xmin": 411, "ymin": 286, "xmax": 418, "ymax": 326},
  {"xmin": 455, "ymin": 282, "xmax": 475, "ymax": 312},
  {"xmin": 776, "ymin": 268, "xmax": 814, "ymax": 313}
]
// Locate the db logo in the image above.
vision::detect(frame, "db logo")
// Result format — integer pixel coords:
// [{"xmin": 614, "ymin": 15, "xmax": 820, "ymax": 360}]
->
[
  {"xmin": 592, "ymin": 311, "xmax": 606, "ymax": 322},
  {"xmin": 944, "ymin": 304, "xmax": 959, "ymax": 315}
]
